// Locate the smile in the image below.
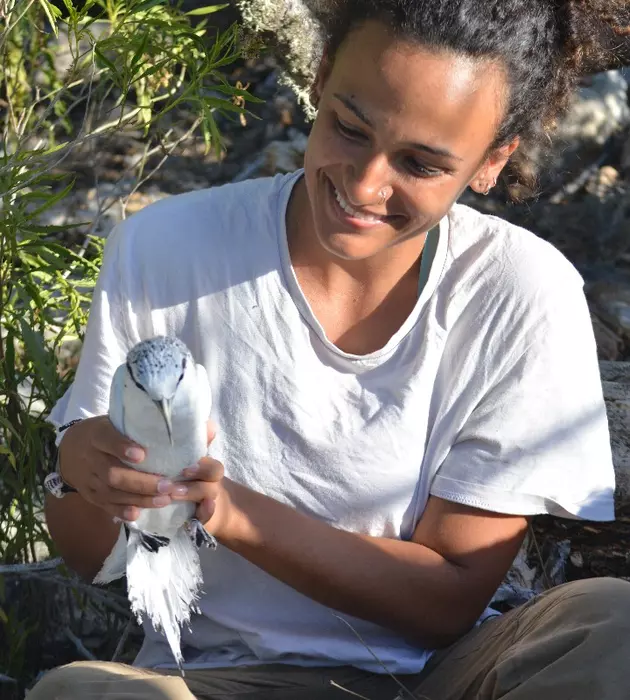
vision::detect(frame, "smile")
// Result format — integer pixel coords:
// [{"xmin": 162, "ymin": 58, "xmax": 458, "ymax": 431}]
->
[{"xmin": 331, "ymin": 183, "xmax": 386, "ymax": 227}]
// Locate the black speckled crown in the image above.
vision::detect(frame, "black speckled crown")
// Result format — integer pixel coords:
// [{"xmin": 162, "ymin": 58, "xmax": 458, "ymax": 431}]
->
[{"xmin": 126, "ymin": 336, "xmax": 192, "ymax": 396}]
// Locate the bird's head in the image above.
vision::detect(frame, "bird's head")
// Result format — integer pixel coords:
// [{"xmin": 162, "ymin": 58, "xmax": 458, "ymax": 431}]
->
[{"xmin": 125, "ymin": 336, "xmax": 193, "ymax": 444}]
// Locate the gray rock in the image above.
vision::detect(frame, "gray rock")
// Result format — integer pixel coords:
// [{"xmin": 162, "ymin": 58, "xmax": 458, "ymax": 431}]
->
[
  {"xmin": 558, "ymin": 71, "xmax": 630, "ymax": 146},
  {"xmin": 601, "ymin": 361, "xmax": 630, "ymax": 505}
]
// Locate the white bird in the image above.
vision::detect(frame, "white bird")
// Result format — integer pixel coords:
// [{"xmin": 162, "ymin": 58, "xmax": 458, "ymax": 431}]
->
[{"xmin": 93, "ymin": 335, "xmax": 216, "ymax": 670}]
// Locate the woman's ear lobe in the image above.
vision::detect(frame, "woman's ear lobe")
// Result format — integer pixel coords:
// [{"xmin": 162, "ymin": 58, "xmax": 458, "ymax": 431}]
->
[{"xmin": 470, "ymin": 137, "xmax": 520, "ymax": 195}]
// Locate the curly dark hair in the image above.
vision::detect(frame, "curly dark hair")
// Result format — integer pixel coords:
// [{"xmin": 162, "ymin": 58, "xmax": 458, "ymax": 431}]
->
[{"xmin": 309, "ymin": 0, "xmax": 630, "ymax": 199}]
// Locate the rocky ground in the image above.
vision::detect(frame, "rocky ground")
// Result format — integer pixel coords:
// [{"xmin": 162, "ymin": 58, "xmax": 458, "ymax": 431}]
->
[{"xmin": 4, "ymin": 34, "xmax": 630, "ymax": 697}]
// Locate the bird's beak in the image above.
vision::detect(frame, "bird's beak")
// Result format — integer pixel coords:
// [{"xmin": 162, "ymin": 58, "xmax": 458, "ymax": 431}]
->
[{"xmin": 156, "ymin": 398, "xmax": 174, "ymax": 445}]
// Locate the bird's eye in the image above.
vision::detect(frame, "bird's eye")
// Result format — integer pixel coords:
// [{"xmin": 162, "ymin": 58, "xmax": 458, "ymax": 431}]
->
[
  {"xmin": 126, "ymin": 361, "xmax": 146, "ymax": 392},
  {"xmin": 178, "ymin": 357, "xmax": 187, "ymax": 384}
]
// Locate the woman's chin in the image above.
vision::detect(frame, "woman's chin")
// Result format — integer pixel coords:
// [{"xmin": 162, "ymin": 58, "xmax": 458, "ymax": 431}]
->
[{"xmin": 318, "ymin": 232, "xmax": 385, "ymax": 261}]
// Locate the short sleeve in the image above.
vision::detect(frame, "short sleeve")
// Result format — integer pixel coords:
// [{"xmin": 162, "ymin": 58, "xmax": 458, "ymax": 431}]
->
[
  {"xmin": 431, "ymin": 269, "xmax": 615, "ymax": 522},
  {"xmin": 47, "ymin": 224, "xmax": 144, "ymax": 445}
]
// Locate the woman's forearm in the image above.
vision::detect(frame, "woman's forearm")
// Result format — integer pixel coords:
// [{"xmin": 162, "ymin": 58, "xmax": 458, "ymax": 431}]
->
[
  {"xmin": 218, "ymin": 480, "xmax": 479, "ymax": 649},
  {"xmin": 45, "ymin": 493, "xmax": 119, "ymax": 581}
]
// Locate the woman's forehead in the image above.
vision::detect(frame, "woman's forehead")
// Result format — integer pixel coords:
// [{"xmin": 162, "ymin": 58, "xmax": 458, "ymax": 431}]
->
[{"xmin": 327, "ymin": 21, "xmax": 507, "ymax": 153}]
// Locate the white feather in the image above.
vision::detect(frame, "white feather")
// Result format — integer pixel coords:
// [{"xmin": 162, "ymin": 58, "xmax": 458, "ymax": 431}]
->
[{"xmin": 126, "ymin": 527, "xmax": 203, "ymax": 667}]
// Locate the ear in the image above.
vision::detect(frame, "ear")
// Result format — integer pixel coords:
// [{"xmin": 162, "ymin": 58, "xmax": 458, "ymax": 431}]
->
[
  {"xmin": 310, "ymin": 50, "xmax": 334, "ymax": 110},
  {"xmin": 470, "ymin": 137, "xmax": 520, "ymax": 195}
]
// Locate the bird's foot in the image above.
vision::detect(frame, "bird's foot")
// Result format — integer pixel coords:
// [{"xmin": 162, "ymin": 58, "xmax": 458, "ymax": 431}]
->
[
  {"xmin": 123, "ymin": 523, "xmax": 170, "ymax": 552},
  {"xmin": 187, "ymin": 519, "xmax": 217, "ymax": 550}
]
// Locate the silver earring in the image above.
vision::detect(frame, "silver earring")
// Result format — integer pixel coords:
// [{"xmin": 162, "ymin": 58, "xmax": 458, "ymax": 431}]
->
[{"xmin": 482, "ymin": 177, "xmax": 497, "ymax": 196}]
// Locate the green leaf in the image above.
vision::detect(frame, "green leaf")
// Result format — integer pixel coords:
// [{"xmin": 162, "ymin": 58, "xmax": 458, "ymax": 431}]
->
[
  {"xmin": 94, "ymin": 45, "xmax": 119, "ymax": 77},
  {"xmin": 185, "ymin": 3, "xmax": 228, "ymax": 16},
  {"xmin": 212, "ymin": 84, "xmax": 264, "ymax": 103},
  {"xmin": 19, "ymin": 320, "xmax": 56, "ymax": 397},
  {"xmin": 60, "ymin": 0, "xmax": 78, "ymax": 23},
  {"xmin": 5, "ymin": 329, "xmax": 16, "ymax": 389},
  {"xmin": 129, "ymin": 30, "xmax": 150, "ymax": 74},
  {"xmin": 38, "ymin": 0, "xmax": 62, "ymax": 37},
  {"xmin": 133, "ymin": 0, "xmax": 167, "ymax": 13},
  {"xmin": 26, "ymin": 180, "xmax": 75, "ymax": 219}
]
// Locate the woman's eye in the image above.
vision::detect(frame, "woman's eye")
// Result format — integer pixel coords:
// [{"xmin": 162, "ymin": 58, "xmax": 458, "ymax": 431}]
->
[
  {"xmin": 402, "ymin": 156, "xmax": 442, "ymax": 178},
  {"xmin": 335, "ymin": 117, "xmax": 368, "ymax": 142}
]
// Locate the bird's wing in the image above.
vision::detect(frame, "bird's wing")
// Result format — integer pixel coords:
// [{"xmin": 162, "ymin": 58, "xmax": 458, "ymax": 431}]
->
[{"xmin": 108, "ymin": 363, "xmax": 127, "ymax": 437}]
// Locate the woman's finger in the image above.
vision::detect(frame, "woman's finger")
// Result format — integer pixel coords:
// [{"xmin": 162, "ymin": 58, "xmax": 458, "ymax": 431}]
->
[
  {"xmin": 169, "ymin": 479, "xmax": 220, "ymax": 504},
  {"xmin": 196, "ymin": 497, "xmax": 216, "ymax": 525},
  {"xmin": 104, "ymin": 464, "xmax": 174, "ymax": 496},
  {"xmin": 104, "ymin": 487, "xmax": 173, "ymax": 509},
  {"xmin": 181, "ymin": 456, "xmax": 224, "ymax": 482},
  {"xmin": 91, "ymin": 415, "xmax": 146, "ymax": 464}
]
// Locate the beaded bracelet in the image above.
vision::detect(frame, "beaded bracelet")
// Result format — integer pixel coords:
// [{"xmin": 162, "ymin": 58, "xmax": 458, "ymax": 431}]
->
[{"xmin": 43, "ymin": 419, "xmax": 83, "ymax": 499}]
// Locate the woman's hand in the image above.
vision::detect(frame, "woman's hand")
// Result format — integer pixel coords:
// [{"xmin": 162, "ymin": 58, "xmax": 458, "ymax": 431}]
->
[
  {"xmin": 58, "ymin": 415, "xmax": 177, "ymax": 522},
  {"xmin": 170, "ymin": 424, "xmax": 228, "ymax": 536}
]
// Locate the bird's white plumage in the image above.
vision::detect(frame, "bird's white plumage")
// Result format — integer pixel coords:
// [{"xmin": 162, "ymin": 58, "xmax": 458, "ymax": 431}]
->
[{"xmin": 93, "ymin": 336, "xmax": 212, "ymax": 669}]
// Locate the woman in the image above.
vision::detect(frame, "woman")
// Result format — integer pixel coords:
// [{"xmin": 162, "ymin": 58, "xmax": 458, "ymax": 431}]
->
[{"xmin": 30, "ymin": 1, "xmax": 630, "ymax": 698}]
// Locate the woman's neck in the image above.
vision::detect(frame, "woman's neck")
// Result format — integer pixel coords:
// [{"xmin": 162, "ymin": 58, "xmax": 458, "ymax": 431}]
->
[{"xmin": 286, "ymin": 177, "xmax": 427, "ymax": 355}]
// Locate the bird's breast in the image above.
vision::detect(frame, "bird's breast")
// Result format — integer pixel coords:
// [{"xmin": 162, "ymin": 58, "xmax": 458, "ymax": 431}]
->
[{"xmin": 122, "ymin": 387, "xmax": 208, "ymax": 479}]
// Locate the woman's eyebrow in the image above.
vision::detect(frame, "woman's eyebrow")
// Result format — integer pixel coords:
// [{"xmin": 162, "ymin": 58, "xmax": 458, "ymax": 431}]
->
[
  {"xmin": 332, "ymin": 92, "xmax": 462, "ymax": 161},
  {"xmin": 334, "ymin": 92, "xmax": 374, "ymax": 127}
]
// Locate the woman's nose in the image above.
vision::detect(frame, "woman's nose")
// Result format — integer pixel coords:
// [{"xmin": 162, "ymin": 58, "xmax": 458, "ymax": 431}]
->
[{"xmin": 343, "ymin": 154, "xmax": 391, "ymax": 207}]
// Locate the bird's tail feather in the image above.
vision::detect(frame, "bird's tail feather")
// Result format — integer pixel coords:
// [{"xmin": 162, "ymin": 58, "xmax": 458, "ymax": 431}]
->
[
  {"xmin": 126, "ymin": 527, "xmax": 203, "ymax": 668},
  {"xmin": 93, "ymin": 524, "xmax": 127, "ymax": 585}
]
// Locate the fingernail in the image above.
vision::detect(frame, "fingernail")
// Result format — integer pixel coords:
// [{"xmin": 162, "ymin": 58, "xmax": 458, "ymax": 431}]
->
[
  {"xmin": 183, "ymin": 465, "xmax": 199, "ymax": 477},
  {"xmin": 123, "ymin": 506, "xmax": 137, "ymax": 521},
  {"xmin": 125, "ymin": 447, "xmax": 144, "ymax": 462},
  {"xmin": 173, "ymin": 485, "xmax": 188, "ymax": 497},
  {"xmin": 153, "ymin": 495, "xmax": 171, "ymax": 506},
  {"xmin": 157, "ymin": 479, "xmax": 172, "ymax": 493}
]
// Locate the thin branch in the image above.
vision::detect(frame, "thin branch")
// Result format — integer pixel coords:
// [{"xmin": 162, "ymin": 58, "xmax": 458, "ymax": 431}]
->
[
  {"xmin": 329, "ymin": 680, "xmax": 372, "ymax": 700},
  {"xmin": 0, "ymin": 557, "xmax": 63, "ymax": 574},
  {"xmin": 548, "ymin": 137, "xmax": 615, "ymax": 204},
  {"xmin": 332, "ymin": 614, "xmax": 419, "ymax": 700},
  {"xmin": 0, "ymin": 0, "xmax": 38, "ymax": 53},
  {"xmin": 110, "ymin": 617, "xmax": 134, "ymax": 662},
  {"xmin": 122, "ymin": 116, "xmax": 202, "ymax": 215},
  {"xmin": 64, "ymin": 626, "xmax": 98, "ymax": 660},
  {"xmin": 528, "ymin": 523, "xmax": 553, "ymax": 591},
  {"xmin": 17, "ymin": 570, "xmax": 133, "ymax": 617}
]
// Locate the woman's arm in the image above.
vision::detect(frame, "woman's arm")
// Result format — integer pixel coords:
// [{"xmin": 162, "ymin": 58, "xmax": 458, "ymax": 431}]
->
[
  {"xmin": 45, "ymin": 492, "xmax": 121, "ymax": 581},
  {"xmin": 183, "ymin": 469, "xmax": 528, "ymax": 649}
]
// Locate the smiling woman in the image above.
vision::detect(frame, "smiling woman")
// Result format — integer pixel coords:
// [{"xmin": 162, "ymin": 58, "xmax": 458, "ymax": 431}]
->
[{"xmin": 29, "ymin": 1, "xmax": 630, "ymax": 700}]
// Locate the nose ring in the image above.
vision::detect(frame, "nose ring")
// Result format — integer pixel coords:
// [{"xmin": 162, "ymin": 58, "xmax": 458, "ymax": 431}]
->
[{"xmin": 378, "ymin": 188, "xmax": 387, "ymax": 205}]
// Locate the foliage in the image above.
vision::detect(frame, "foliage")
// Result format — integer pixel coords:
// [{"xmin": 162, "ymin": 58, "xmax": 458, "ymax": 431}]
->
[{"xmin": 0, "ymin": 0, "xmax": 253, "ymax": 687}]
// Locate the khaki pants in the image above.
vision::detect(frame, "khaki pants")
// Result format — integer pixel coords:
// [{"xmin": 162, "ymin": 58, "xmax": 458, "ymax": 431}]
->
[{"xmin": 28, "ymin": 577, "xmax": 630, "ymax": 699}]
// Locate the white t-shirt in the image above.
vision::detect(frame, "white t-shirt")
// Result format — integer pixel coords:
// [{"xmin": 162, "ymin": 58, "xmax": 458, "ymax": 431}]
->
[{"xmin": 48, "ymin": 170, "xmax": 615, "ymax": 675}]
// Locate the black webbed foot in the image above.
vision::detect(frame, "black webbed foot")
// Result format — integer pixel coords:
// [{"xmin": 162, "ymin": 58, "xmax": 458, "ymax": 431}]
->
[
  {"xmin": 138, "ymin": 531, "xmax": 170, "ymax": 553},
  {"xmin": 187, "ymin": 518, "xmax": 217, "ymax": 550}
]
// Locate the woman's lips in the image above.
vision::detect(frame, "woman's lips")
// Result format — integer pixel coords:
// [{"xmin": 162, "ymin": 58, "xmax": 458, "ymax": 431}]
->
[{"xmin": 325, "ymin": 176, "xmax": 389, "ymax": 231}]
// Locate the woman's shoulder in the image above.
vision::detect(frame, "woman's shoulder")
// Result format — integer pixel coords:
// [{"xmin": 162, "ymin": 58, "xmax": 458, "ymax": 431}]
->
[
  {"xmin": 446, "ymin": 201, "xmax": 584, "ymax": 302},
  {"xmin": 96, "ymin": 171, "xmax": 299, "ymax": 310},
  {"xmin": 116, "ymin": 171, "xmax": 296, "ymax": 251}
]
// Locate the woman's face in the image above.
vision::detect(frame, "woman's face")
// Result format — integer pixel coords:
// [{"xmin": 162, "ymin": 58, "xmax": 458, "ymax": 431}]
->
[{"xmin": 301, "ymin": 20, "xmax": 517, "ymax": 261}]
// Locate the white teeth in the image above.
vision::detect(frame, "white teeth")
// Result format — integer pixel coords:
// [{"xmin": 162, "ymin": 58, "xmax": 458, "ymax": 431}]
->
[{"xmin": 334, "ymin": 188, "xmax": 382, "ymax": 223}]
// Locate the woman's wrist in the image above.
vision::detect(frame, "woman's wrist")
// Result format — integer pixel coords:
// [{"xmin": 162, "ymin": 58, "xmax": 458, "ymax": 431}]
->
[
  {"xmin": 45, "ymin": 420, "xmax": 83, "ymax": 498},
  {"xmin": 211, "ymin": 479, "xmax": 262, "ymax": 549},
  {"xmin": 56, "ymin": 421, "xmax": 84, "ymax": 490}
]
